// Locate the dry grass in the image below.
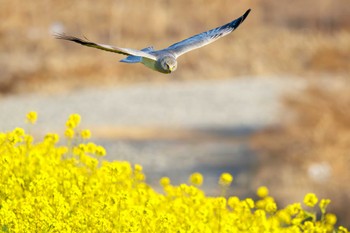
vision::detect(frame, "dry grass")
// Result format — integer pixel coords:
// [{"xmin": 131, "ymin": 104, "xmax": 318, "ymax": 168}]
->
[
  {"xmin": 252, "ymin": 80, "xmax": 350, "ymax": 226},
  {"xmin": 1, "ymin": 0, "xmax": 350, "ymax": 94}
]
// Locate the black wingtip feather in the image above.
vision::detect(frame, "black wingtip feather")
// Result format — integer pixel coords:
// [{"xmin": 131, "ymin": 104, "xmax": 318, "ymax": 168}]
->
[
  {"xmin": 237, "ymin": 9, "xmax": 251, "ymax": 26},
  {"xmin": 53, "ymin": 33, "xmax": 93, "ymax": 46},
  {"xmin": 242, "ymin": 9, "xmax": 251, "ymax": 22},
  {"xmin": 230, "ymin": 8, "xmax": 251, "ymax": 30}
]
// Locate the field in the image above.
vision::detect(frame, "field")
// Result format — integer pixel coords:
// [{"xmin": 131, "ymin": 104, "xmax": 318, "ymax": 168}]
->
[
  {"xmin": 1, "ymin": 0, "xmax": 349, "ymax": 93},
  {"xmin": 1, "ymin": 0, "xmax": 350, "ymax": 229},
  {"xmin": 0, "ymin": 113, "xmax": 348, "ymax": 232}
]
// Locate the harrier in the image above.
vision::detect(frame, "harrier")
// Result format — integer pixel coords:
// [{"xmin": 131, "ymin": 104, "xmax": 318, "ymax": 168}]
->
[{"xmin": 55, "ymin": 9, "xmax": 251, "ymax": 74}]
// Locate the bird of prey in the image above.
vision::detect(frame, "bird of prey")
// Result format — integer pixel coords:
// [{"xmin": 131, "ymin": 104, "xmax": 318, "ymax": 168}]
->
[{"xmin": 55, "ymin": 9, "xmax": 251, "ymax": 74}]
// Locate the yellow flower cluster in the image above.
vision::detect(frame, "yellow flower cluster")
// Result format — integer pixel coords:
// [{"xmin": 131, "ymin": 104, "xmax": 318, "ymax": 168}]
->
[
  {"xmin": 26, "ymin": 111, "xmax": 38, "ymax": 124},
  {"xmin": 0, "ymin": 113, "xmax": 348, "ymax": 233}
]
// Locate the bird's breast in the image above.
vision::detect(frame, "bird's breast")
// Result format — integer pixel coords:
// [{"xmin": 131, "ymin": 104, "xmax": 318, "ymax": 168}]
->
[{"xmin": 141, "ymin": 57, "xmax": 157, "ymax": 70}]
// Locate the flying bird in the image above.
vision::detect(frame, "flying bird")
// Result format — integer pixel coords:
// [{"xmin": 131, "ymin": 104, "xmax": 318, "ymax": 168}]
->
[{"xmin": 55, "ymin": 9, "xmax": 251, "ymax": 74}]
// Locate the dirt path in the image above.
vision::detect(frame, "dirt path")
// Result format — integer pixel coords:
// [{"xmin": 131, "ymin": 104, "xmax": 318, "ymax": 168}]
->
[{"xmin": 0, "ymin": 76, "xmax": 305, "ymax": 194}]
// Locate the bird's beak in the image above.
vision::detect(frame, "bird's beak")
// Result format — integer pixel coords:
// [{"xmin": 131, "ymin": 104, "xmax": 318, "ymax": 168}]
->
[{"xmin": 169, "ymin": 65, "xmax": 176, "ymax": 72}]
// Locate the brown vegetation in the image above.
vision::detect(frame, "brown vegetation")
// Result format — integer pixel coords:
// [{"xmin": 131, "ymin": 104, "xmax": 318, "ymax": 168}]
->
[
  {"xmin": 252, "ymin": 81, "xmax": 350, "ymax": 226},
  {"xmin": 0, "ymin": 0, "xmax": 349, "ymax": 93}
]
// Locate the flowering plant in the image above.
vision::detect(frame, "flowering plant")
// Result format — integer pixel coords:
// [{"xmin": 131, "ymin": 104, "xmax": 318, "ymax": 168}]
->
[{"xmin": 0, "ymin": 113, "xmax": 348, "ymax": 232}]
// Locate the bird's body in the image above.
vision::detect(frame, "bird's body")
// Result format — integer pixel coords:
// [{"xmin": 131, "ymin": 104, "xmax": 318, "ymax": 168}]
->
[{"xmin": 55, "ymin": 9, "xmax": 251, "ymax": 74}]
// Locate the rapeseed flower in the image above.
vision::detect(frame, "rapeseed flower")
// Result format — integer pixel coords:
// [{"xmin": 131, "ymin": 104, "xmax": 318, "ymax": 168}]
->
[
  {"xmin": 325, "ymin": 213, "xmax": 337, "ymax": 225},
  {"xmin": 304, "ymin": 193, "xmax": 319, "ymax": 207},
  {"xmin": 320, "ymin": 198, "xmax": 331, "ymax": 214},
  {"xmin": 80, "ymin": 129, "xmax": 91, "ymax": 139},
  {"xmin": 257, "ymin": 186, "xmax": 269, "ymax": 198},
  {"xmin": 189, "ymin": 172, "xmax": 203, "ymax": 186},
  {"xmin": 26, "ymin": 111, "xmax": 38, "ymax": 124},
  {"xmin": 64, "ymin": 128, "xmax": 75, "ymax": 139},
  {"xmin": 219, "ymin": 172, "xmax": 233, "ymax": 186},
  {"xmin": 66, "ymin": 113, "xmax": 81, "ymax": 128},
  {"xmin": 160, "ymin": 177, "xmax": 171, "ymax": 187},
  {"xmin": 0, "ymin": 112, "xmax": 348, "ymax": 232}
]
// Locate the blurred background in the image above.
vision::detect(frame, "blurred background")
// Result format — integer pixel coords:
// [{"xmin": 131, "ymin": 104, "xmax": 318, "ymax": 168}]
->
[{"xmin": 1, "ymin": 0, "xmax": 350, "ymax": 227}]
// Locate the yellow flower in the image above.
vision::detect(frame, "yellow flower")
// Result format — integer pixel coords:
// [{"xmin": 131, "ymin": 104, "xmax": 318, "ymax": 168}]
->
[
  {"xmin": 64, "ymin": 128, "xmax": 75, "ymax": 139},
  {"xmin": 45, "ymin": 133, "xmax": 60, "ymax": 143},
  {"xmin": 219, "ymin": 173, "xmax": 233, "ymax": 186},
  {"xmin": 256, "ymin": 186, "xmax": 269, "ymax": 198},
  {"xmin": 160, "ymin": 177, "xmax": 171, "ymax": 187},
  {"xmin": 338, "ymin": 226, "xmax": 349, "ymax": 233},
  {"xmin": 277, "ymin": 210, "xmax": 291, "ymax": 224},
  {"xmin": 303, "ymin": 221, "xmax": 315, "ymax": 231},
  {"xmin": 95, "ymin": 145, "xmax": 106, "ymax": 157},
  {"xmin": 189, "ymin": 172, "xmax": 203, "ymax": 186},
  {"xmin": 214, "ymin": 197, "xmax": 227, "ymax": 209},
  {"xmin": 325, "ymin": 213, "xmax": 337, "ymax": 225},
  {"xmin": 14, "ymin": 127, "xmax": 25, "ymax": 136},
  {"xmin": 266, "ymin": 202, "xmax": 277, "ymax": 213},
  {"xmin": 66, "ymin": 113, "xmax": 81, "ymax": 128},
  {"xmin": 286, "ymin": 203, "xmax": 301, "ymax": 215},
  {"xmin": 134, "ymin": 164, "xmax": 143, "ymax": 172},
  {"xmin": 304, "ymin": 193, "xmax": 318, "ymax": 207},
  {"xmin": 7, "ymin": 133, "xmax": 21, "ymax": 144},
  {"xmin": 80, "ymin": 129, "xmax": 91, "ymax": 139},
  {"xmin": 319, "ymin": 199, "xmax": 331, "ymax": 214},
  {"xmin": 86, "ymin": 142, "xmax": 97, "ymax": 153},
  {"xmin": 26, "ymin": 111, "xmax": 38, "ymax": 124},
  {"xmin": 135, "ymin": 173, "xmax": 146, "ymax": 181},
  {"xmin": 228, "ymin": 196, "xmax": 240, "ymax": 209},
  {"xmin": 0, "ymin": 112, "xmax": 347, "ymax": 233},
  {"xmin": 244, "ymin": 198, "xmax": 255, "ymax": 209}
]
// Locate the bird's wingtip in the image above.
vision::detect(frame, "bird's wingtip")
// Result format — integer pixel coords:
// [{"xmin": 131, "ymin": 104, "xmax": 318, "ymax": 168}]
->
[{"xmin": 243, "ymin": 9, "xmax": 251, "ymax": 20}]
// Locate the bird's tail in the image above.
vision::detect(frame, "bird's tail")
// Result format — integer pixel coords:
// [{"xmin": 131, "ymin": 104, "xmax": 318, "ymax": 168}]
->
[{"xmin": 119, "ymin": 46, "xmax": 154, "ymax": 63}]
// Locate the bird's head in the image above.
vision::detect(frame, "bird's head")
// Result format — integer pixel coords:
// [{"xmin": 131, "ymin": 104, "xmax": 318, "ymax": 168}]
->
[{"xmin": 161, "ymin": 57, "xmax": 177, "ymax": 73}]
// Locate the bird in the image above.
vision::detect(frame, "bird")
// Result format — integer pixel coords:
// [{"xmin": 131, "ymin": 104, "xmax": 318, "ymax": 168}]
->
[{"xmin": 55, "ymin": 9, "xmax": 251, "ymax": 74}]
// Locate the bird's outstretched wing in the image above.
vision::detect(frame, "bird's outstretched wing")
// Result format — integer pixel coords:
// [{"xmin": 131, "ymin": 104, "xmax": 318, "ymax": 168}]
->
[
  {"xmin": 54, "ymin": 34, "xmax": 157, "ymax": 61},
  {"xmin": 166, "ymin": 9, "xmax": 251, "ymax": 58}
]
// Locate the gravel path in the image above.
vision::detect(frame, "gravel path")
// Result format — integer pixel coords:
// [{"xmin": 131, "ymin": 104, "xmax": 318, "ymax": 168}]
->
[
  {"xmin": 0, "ymin": 76, "xmax": 304, "ymax": 130},
  {"xmin": 0, "ymin": 76, "xmax": 305, "ymax": 194}
]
